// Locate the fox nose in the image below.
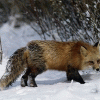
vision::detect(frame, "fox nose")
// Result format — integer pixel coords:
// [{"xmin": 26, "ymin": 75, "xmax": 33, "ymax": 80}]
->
[{"xmin": 96, "ymin": 68, "xmax": 99, "ymax": 71}]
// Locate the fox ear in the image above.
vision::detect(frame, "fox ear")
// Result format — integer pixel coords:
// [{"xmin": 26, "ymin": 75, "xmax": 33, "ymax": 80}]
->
[
  {"xmin": 80, "ymin": 46, "xmax": 87, "ymax": 57},
  {"xmin": 94, "ymin": 42, "xmax": 99, "ymax": 47},
  {"xmin": 94, "ymin": 42, "xmax": 100, "ymax": 52}
]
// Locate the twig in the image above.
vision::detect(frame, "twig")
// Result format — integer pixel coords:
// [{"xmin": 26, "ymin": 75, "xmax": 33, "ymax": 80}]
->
[{"xmin": 0, "ymin": 37, "xmax": 3, "ymax": 64}]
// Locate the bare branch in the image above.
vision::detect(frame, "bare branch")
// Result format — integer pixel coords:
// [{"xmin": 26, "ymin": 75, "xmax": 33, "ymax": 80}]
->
[{"xmin": 0, "ymin": 37, "xmax": 3, "ymax": 64}]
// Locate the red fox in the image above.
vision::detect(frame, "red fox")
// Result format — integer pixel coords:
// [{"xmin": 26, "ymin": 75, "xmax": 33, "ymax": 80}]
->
[{"xmin": 0, "ymin": 40, "xmax": 100, "ymax": 90}]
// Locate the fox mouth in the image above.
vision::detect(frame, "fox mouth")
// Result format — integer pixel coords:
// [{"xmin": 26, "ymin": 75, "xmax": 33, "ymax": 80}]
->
[
  {"xmin": 84, "ymin": 66, "xmax": 100, "ymax": 71},
  {"xmin": 92, "ymin": 66, "xmax": 100, "ymax": 71}
]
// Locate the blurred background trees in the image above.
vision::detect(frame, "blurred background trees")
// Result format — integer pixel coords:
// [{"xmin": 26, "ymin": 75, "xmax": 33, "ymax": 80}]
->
[{"xmin": 0, "ymin": 0, "xmax": 100, "ymax": 43}]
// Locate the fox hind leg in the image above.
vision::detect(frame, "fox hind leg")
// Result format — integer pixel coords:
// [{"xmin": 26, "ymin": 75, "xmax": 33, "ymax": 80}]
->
[
  {"xmin": 21, "ymin": 68, "xmax": 31, "ymax": 87},
  {"xmin": 28, "ymin": 73, "xmax": 37, "ymax": 87},
  {"xmin": 67, "ymin": 66, "xmax": 85, "ymax": 84},
  {"xmin": 27, "ymin": 42, "xmax": 46, "ymax": 87},
  {"xmin": 28, "ymin": 63, "xmax": 46, "ymax": 87}
]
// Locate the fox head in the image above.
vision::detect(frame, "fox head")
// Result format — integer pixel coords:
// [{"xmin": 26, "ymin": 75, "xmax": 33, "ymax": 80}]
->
[{"xmin": 80, "ymin": 42, "xmax": 100, "ymax": 71}]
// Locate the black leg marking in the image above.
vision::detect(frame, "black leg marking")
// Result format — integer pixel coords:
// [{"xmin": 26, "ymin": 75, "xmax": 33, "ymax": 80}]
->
[
  {"xmin": 29, "ymin": 73, "xmax": 37, "ymax": 87},
  {"xmin": 67, "ymin": 66, "xmax": 85, "ymax": 84},
  {"xmin": 21, "ymin": 76, "xmax": 28, "ymax": 87},
  {"xmin": 21, "ymin": 68, "xmax": 31, "ymax": 87},
  {"xmin": 28, "ymin": 65, "xmax": 46, "ymax": 87}
]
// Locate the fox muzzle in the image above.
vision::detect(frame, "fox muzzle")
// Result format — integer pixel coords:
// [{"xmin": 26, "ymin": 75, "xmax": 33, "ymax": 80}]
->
[{"xmin": 96, "ymin": 68, "xmax": 99, "ymax": 71}]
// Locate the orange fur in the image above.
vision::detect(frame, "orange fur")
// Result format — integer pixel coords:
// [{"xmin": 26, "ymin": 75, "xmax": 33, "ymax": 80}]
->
[
  {"xmin": 29, "ymin": 41, "xmax": 100, "ymax": 71},
  {"xmin": 0, "ymin": 40, "xmax": 100, "ymax": 89}
]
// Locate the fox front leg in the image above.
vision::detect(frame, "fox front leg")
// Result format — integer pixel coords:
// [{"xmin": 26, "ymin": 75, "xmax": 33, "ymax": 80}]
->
[{"xmin": 67, "ymin": 66, "xmax": 85, "ymax": 84}]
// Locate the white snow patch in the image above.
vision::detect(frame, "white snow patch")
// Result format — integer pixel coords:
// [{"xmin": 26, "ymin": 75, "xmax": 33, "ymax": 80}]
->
[
  {"xmin": 0, "ymin": 23, "xmax": 100, "ymax": 100},
  {"xmin": 0, "ymin": 58, "xmax": 100, "ymax": 100}
]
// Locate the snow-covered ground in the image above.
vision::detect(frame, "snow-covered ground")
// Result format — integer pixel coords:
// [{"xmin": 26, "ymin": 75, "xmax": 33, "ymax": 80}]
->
[
  {"xmin": 0, "ymin": 23, "xmax": 100, "ymax": 100},
  {"xmin": 1, "ymin": 58, "xmax": 100, "ymax": 100},
  {"xmin": 0, "ymin": 23, "xmax": 41, "ymax": 57}
]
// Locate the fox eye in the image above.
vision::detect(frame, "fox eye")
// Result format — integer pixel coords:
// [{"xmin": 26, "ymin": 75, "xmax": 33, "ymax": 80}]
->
[
  {"xmin": 89, "ymin": 61, "xmax": 94, "ymax": 64},
  {"xmin": 97, "ymin": 59, "xmax": 100, "ymax": 64}
]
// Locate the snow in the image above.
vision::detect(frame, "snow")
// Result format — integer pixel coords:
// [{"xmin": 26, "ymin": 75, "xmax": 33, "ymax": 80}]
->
[
  {"xmin": 0, "ymin": 23, "xmax": 41, "ymax": 57},
  {"xmin": 1, "ymin": 58, "xmax": 100, "ymax": 100},
  {"xmin": 0, "ymin": 23, "xmax": 100, "ymax": 100}
]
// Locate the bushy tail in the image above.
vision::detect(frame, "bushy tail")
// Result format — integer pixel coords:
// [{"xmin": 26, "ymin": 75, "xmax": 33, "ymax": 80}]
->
[{"xmin": 0, "ymin": 47, "xmax": 27, "ymax": 90}]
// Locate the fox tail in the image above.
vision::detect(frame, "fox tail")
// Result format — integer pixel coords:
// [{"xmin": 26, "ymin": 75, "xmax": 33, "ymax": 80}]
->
[{"xmin": 0, "ymin": 47, "xmax": 27, "ymax": 90}]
